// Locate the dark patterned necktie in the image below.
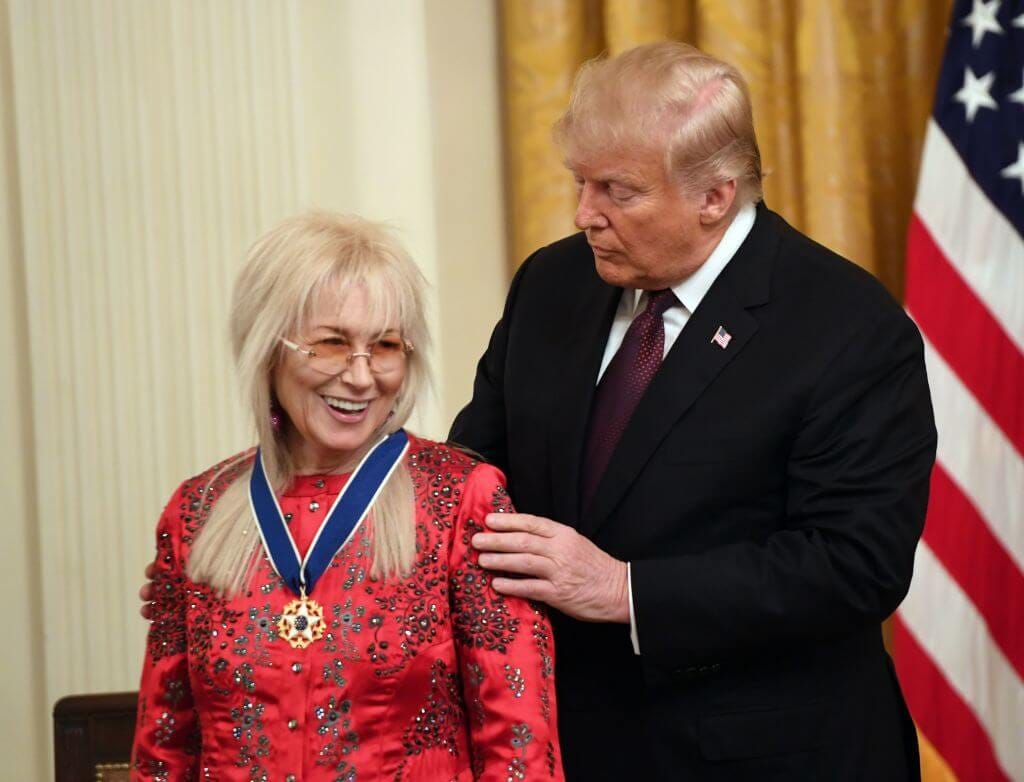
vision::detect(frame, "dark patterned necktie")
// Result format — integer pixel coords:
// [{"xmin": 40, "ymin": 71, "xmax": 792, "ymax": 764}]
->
[{"xmin": 580, "ymin": 289, "xmax": 678, "ymax": 515}]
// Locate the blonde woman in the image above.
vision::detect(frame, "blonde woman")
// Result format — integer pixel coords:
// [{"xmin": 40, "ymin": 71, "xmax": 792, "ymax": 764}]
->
[{"xmin": 131, "ymin": 212, "xmax": 563, "ymax": 781}]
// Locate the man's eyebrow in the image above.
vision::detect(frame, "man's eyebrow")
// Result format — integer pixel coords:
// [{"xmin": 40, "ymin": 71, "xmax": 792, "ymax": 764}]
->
[
  {"xmin": 565, "ymin": 165, "xmax": 643, "ymax": 188},
  {"xmin": 606, "ymin": 175, "xmax": 643, "ymax": 188}
]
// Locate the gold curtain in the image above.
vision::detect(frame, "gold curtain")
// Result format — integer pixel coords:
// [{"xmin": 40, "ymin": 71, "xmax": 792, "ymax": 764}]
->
[
  {"xmin": 501, "ymin": 2, "xmax": 957, "ymax": 779},
  {"xmin": 499, "ymin": 0, "xmax": 951, "ymax": 300}
]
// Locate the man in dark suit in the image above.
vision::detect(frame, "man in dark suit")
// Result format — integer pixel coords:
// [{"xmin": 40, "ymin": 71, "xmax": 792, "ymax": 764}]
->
[{"xmin": 456, "ymin": 42, "xmax": 936, "ymax": 780}]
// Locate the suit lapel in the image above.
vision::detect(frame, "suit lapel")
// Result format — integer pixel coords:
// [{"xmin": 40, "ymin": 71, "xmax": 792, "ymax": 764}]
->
[
  {"xmin": 547, "ymin": 273, "xmax": 621, "ymax": 529},
  {"xmin": 579, "ymin": 204, "xmax": 778, "ymax": 537}
]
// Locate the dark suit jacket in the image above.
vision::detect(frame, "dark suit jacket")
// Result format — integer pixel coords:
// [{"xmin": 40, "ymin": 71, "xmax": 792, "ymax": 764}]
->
[{"xmin": 449, "ymin": 204, "xmax": 936, "ymax": 781}]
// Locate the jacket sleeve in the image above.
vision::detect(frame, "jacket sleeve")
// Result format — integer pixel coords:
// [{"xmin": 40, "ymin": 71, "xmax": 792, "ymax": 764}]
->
[
  {"xmin": 449, "ymin": 462, "xmax": 564, "ymax": 781},
  {"xmin": 448, "ymin": 254, "xmax": 536, "ymax": 471},
  {"xmin": 131, "ymin": 490, "xmax": 201, "ymax": 781},
  {"xmin": 631, "ymin": 302, "xmax": 937, "ymax": 663}
]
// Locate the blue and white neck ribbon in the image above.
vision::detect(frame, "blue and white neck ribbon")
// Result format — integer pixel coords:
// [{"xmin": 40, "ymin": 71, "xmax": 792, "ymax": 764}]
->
[{"xmin": 248, "ymin": 429, "xmax": 409, "ymax": 597}]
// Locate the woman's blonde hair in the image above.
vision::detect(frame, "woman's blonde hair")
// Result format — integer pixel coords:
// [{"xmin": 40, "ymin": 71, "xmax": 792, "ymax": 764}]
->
[
  {"xmin": 187, "ymin": 211, "xmax": 431, "ymax": 595},
  {"xmin": 554, "ymin": 42, "xmax": 763, "ymax": 205}
]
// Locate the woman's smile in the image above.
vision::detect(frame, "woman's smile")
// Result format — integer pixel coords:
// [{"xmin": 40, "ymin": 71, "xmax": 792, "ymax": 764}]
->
[{"xmin": 321, "ymin": 393, "xmax": 373, "ymax": 422}]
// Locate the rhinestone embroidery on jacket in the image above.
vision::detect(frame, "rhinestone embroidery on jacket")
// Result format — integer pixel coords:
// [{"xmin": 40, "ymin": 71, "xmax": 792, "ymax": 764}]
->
[{"xmin": 134, "ymin": 442, "xmax": 561, "ymax": 780}]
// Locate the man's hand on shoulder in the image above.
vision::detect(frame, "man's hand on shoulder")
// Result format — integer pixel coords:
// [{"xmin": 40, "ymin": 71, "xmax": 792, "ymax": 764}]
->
[
  {"xmin": 472, "ymin": 513, "xmax": 630, "ymax": 623},
  {"xmin": 139, "ymin": 561, "xmax": 157, "ymax": 620}
]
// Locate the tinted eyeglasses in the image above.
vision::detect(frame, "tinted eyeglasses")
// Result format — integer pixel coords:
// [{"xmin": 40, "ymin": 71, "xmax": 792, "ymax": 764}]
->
[{"xmin": 280, "ymin": 334, "xmax": 413, "ymax": 375}]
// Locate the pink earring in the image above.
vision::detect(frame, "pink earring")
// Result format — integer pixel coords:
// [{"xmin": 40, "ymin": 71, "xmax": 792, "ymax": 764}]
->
[{"xmin": 270, "ymin": 401, "xmax": 283, "ymax": 432}]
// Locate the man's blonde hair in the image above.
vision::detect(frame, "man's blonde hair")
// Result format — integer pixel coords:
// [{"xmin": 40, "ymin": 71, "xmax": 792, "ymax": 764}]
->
[
  {"xmin": 554, "ymin": 42, "xmax": 763, "ymax": 205},
  {"xmin": 187, "ymin": 212, "xmax": 430, "ymax": 595}
]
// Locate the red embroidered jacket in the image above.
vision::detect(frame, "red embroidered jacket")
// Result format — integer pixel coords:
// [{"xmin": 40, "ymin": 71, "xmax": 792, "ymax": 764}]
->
[{"xmin": 132, "ymin": 437, "xmax": 563, "ymax": 781}]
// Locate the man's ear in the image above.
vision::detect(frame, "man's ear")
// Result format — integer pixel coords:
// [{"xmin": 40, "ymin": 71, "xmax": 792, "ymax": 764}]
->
[{"xmin": 699, "ymin": 179, "xmax": 737, "ymax": 224}]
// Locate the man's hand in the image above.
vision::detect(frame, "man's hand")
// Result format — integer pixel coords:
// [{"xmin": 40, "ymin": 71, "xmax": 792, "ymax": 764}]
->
[
  {"xmin": 139, "ymin": 561, "xmax": 157, "ymax": 620},
  {"xmin": 472, "ymin": 513, "xmax": 630, "ymax": 623}
]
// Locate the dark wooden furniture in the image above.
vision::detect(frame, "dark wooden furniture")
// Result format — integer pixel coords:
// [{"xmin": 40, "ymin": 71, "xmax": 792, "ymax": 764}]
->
[{"xmin": 53, "ymin": 692, "xmax": 137, "ymax": 781}]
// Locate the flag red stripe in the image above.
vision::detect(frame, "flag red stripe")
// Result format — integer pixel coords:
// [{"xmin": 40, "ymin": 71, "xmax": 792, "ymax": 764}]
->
[
  {"xmin": 923, "ymin": 465, "xmax": 1024, "ymax": 679},
  {"xmin": 905, "ymin": 215, "xmax": 1024, "ymax": 458},
  {"xmin": 892, "ymin": 615, "xmax": 1010, "ymax": 782}
]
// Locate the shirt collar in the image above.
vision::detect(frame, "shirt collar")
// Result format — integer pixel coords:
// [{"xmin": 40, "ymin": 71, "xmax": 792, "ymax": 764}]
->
[{"xmin": 631, "ymin": 201, "xmax": 757, "ymax": 315}]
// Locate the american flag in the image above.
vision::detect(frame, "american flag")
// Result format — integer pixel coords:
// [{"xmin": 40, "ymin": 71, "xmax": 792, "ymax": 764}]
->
[
  {"xmin": 711, "ymin": 325, "xmax": 731, "ymax": 349},
  {"xmin": 892, "ymin": 1, "xmax": 1024, "ymax": 780}
]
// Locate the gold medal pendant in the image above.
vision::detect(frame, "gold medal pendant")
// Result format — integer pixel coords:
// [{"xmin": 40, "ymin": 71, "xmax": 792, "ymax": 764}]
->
[{"xmin": 278, "ymin": 592, "xmax": 325, "ymax": 649}]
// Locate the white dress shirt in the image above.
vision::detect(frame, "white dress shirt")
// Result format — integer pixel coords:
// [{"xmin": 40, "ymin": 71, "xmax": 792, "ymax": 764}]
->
[{"xmin": 593, "ymin": 202, "xmax": 757, "ymax": 655}]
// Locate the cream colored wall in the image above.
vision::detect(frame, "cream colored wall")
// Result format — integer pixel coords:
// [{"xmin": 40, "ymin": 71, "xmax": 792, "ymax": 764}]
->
[
  {"xmin": 0, "ymin": 1, "xmax": 506, "ymax": 778},
  {"xmin": 0, "ymin": 4, "xmax": 46, "ymax": 779}
]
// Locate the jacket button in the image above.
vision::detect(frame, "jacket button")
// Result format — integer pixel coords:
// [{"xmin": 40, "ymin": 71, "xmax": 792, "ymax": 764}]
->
[
  {"xmin": 291, "ymin": 662, "xmax": 302, "ymax": 673},
  {"xmin": 285, "ymin": 776, "xmax": 297, "ymax": 782},
  {"xmin": 287, "ymin": 719, "xmax": 298, "ymax": 730}
]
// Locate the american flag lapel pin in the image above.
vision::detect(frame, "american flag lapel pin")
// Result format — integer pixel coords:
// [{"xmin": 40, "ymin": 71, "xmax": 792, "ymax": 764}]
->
[{"xmin": 711, "ymin": 325, "xmax": 732, "ymax": 349}]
